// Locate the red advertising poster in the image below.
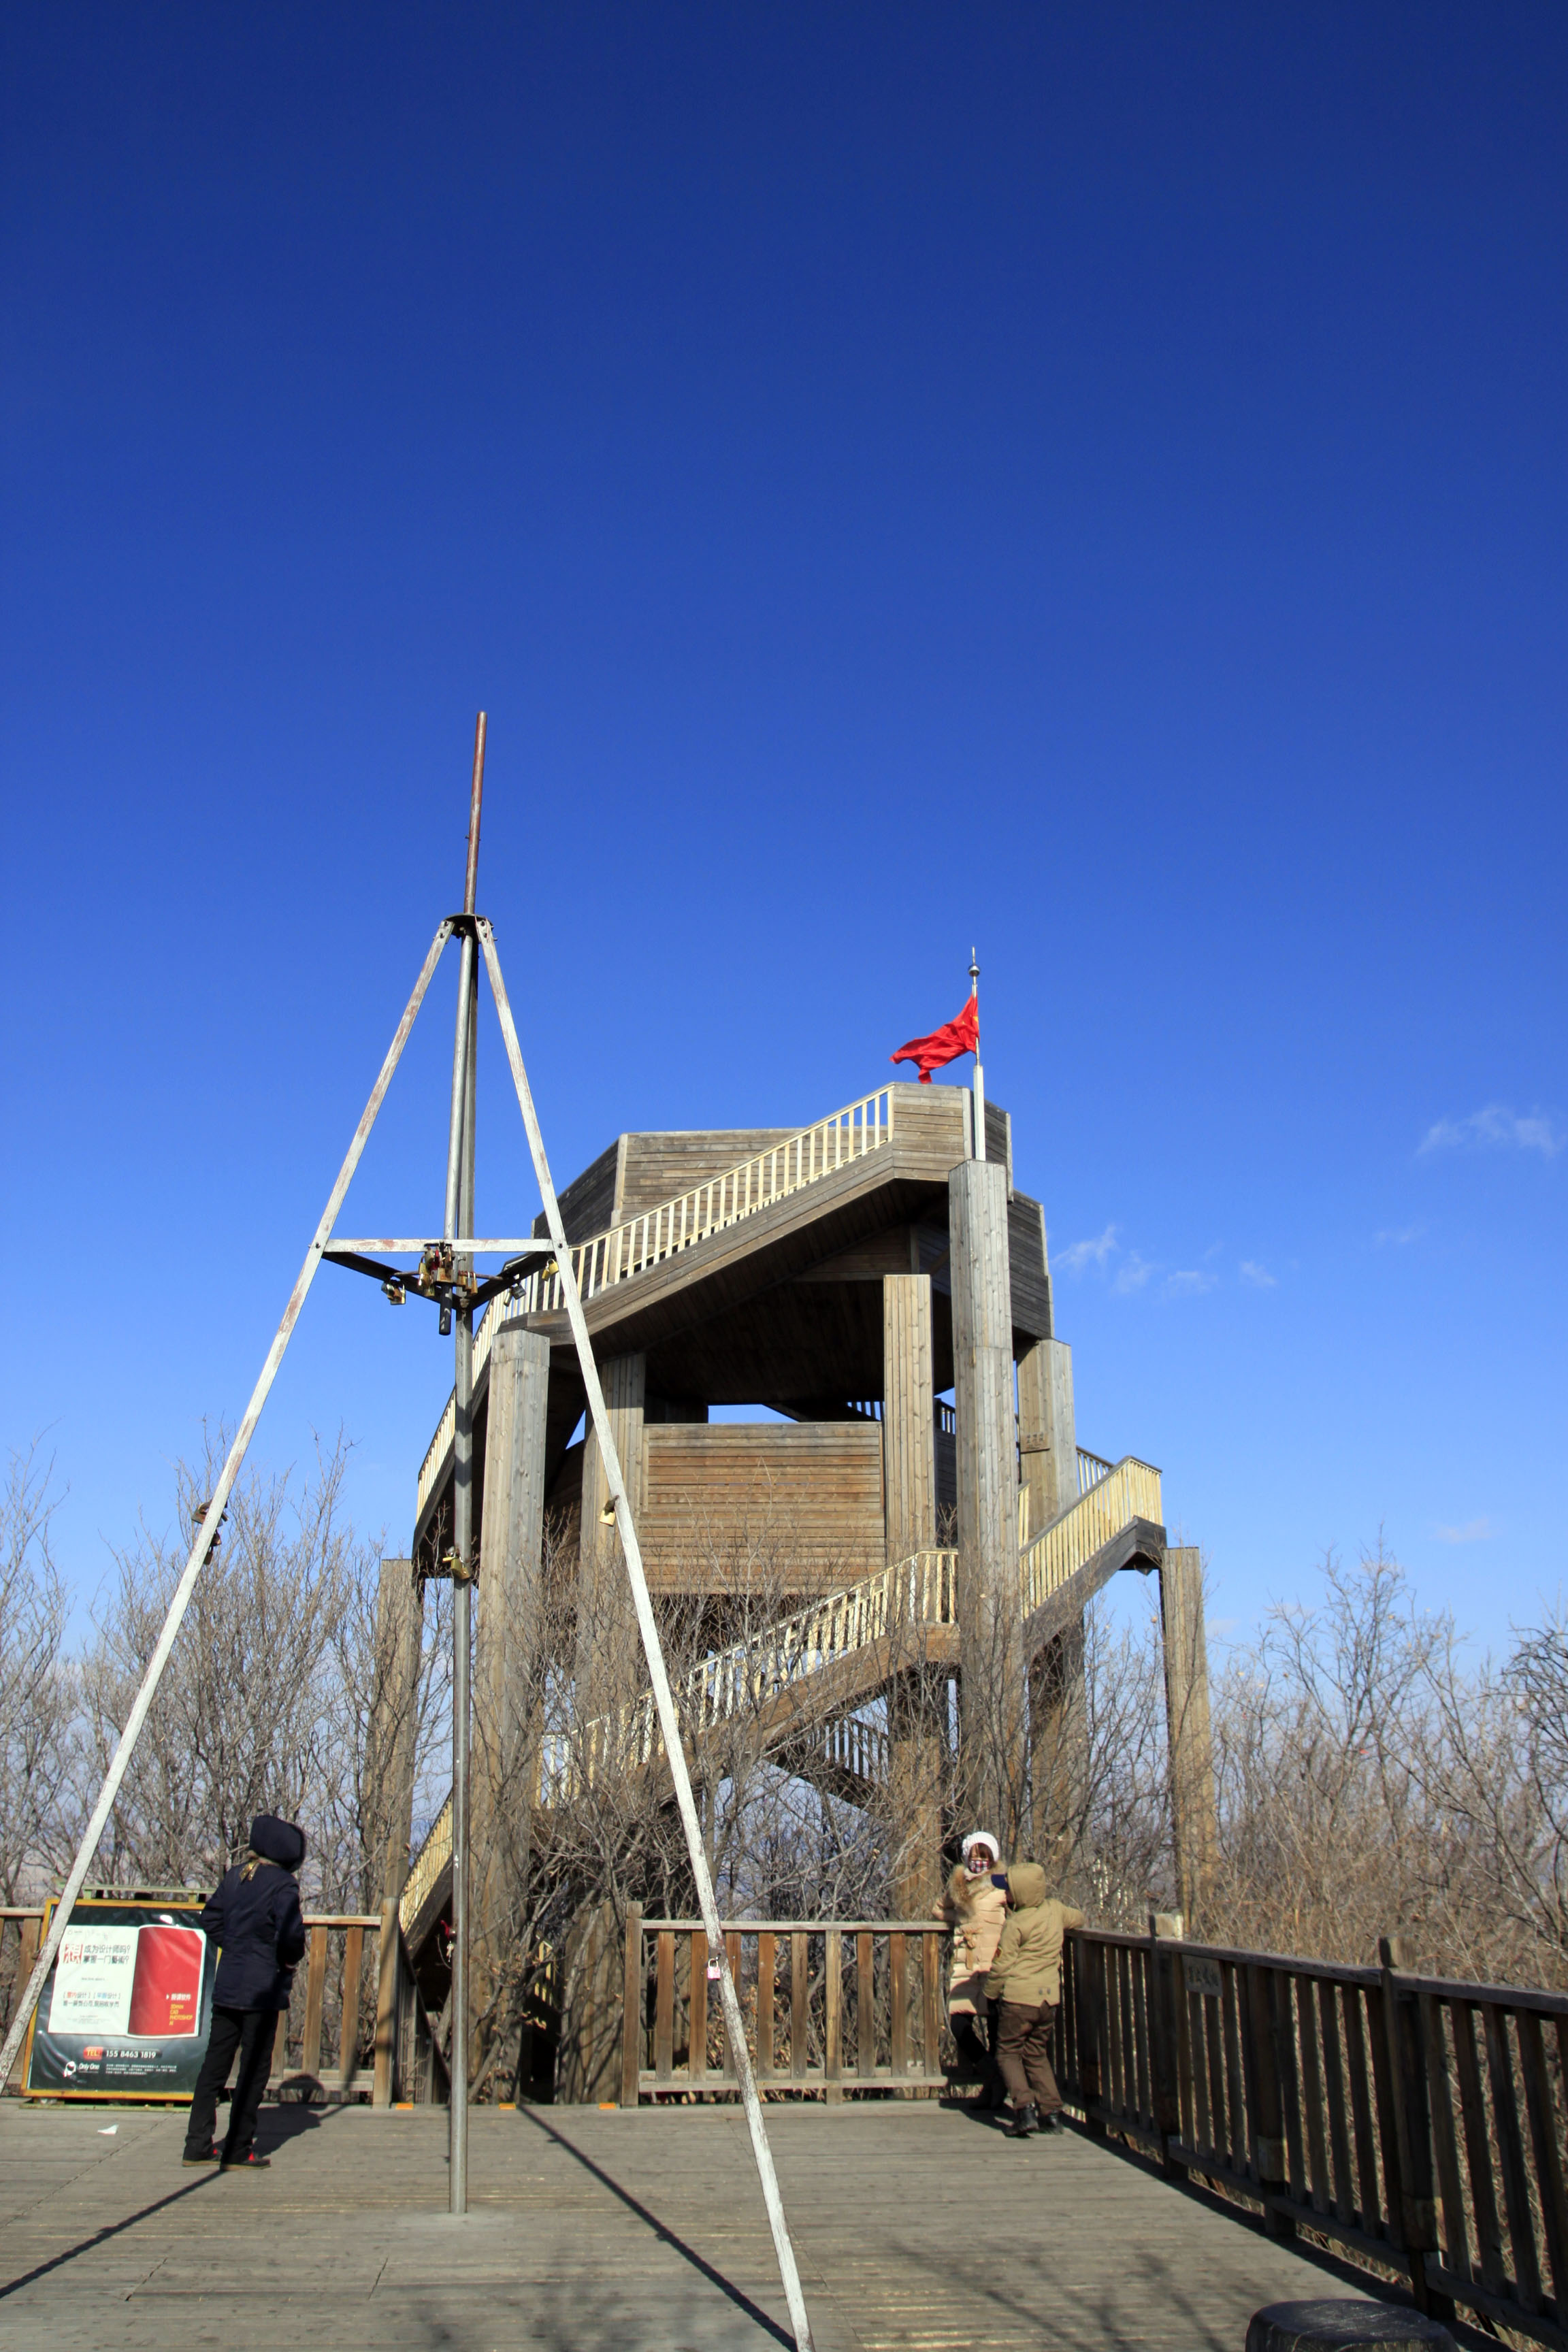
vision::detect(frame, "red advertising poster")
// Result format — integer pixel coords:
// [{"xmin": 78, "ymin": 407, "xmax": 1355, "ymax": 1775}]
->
[{"xmin": 128, "ymin": 1924, "xmax": 206, "ymax": 2037}]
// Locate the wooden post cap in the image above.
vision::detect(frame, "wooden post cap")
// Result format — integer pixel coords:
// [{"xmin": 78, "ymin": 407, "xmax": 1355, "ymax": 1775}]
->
[{"xmin": 1247, "ymin": 2304, "xmax": 1456, "ymax": 2352}]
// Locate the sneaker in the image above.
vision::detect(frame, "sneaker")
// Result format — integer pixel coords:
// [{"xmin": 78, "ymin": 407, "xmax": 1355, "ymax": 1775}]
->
[
  {"xmin": 1008, "ymin": 2102, "xmax": 1038, "ymax": 2139},
  {"xmin": 182, "ymin": 2147, "xmax": 220, "ymax": 2166},
  {"xmin": 218, "ymin": 2149, "xmax": 271, "ymax": 2170}
]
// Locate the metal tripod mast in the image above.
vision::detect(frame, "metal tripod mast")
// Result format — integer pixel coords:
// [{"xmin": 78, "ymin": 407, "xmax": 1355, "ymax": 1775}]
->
[{"xmin": 0, "ymin": 719, "xmax": 815, "ymax": 2350}]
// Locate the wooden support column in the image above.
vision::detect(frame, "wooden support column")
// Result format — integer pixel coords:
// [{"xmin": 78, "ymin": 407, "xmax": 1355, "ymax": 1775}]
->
[
  {"xmin": 1160, "ymin": 1547, "xmax": 1219, "ymax": 1932},
  {"xmin": 949, "ymin": 1160, "xmax": 1025, "ymax": 1852},
  {"xmin": 1028, "ymin": 1619, "xmax": 1087, "ymax": 1873},
  {"xmin": 884, "ymin": 1275, "xmax": 943, "ymax": 1911},
  {"xmin": 1017, "ymin": 1336, "xmax": 1075, "ymax": 1533},
  {"xmin": 575, "ymin": 1352, "xmax": 645, "ymax": 1729},
  {"xmin": 363, "ymin": 1558, "xmax": 422, "ymax": 1910},
  {"xmin": 883, "ymin": 1274, "xmax": 936, "ymax": 1565},
  {"xmin": 1019, "ymin": 1335, "xmax": 1085, "ymax": 1871},
  {"xmin": 471, "ymin": 1322, "xmax": 551, "ymax": 2091}
]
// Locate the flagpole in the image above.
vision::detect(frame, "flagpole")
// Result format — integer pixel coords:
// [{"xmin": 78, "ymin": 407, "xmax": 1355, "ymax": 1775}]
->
[{"xmin": 969, "ymin": 947, "xmax": 985, "ymax": 1160}]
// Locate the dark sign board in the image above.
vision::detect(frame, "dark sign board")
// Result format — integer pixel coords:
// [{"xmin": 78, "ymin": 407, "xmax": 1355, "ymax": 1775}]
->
[{"xmin": 24, "ymin": 1897, "xmax": 217, "ymax": 2100}]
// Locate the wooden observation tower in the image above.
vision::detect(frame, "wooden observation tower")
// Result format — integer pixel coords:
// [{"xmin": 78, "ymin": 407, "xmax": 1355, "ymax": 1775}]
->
[{"xmin": 382, "ymin": 1075, "xmax": 1216, "ymax": 2091}]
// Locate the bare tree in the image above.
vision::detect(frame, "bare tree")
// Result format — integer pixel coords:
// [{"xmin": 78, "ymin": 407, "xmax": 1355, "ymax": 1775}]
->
[{"xmin": 0, "ymin": 1441, "xmax": 78, "ymax": 1902}]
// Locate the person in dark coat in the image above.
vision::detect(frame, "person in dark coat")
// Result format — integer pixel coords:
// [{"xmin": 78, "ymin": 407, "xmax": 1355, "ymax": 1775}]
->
[{"xmin": 182, "ymin": 1813, "xmax": 307, "ymax": 2170}]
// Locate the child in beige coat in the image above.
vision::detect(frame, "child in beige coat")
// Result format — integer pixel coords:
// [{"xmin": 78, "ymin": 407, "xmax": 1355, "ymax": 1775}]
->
[{"xmin": 937, "ymin": 1830, "xmax": 1009, "ymax": 2084}]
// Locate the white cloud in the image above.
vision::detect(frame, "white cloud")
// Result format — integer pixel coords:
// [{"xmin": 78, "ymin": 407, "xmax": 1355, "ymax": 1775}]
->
[
  {"xmin": 1374, "ymin": 1225, "xmax": 1421, "ymax": 1247},
  {"xmin": 1113, "ymin": 1252, "xmax": 1153, "ymax": 1294},
  {"xmin": 1164, "ymin": 1269, "xmax": 1215, "ymax": 1298},
  {"xmin": 1239, "ymin": 1260, "xmax": 1276, "ymax": 1288},
  {"xmin": 1435, "ymin": 1517, "xmax": 1492, "ymax": 1546},
  {"xmin": 1419, "ymin": 1105, "xmax": 1563, "ymax": 1159},
  {"xmin": 1058, "ymin": 1223, "xmax": 1118, "ymax": 1273}
]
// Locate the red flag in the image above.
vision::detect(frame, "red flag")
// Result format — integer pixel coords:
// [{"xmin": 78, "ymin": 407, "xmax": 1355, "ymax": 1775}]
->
[{"xmin": 889, "ymin": 995, "xmax": 979, "ymax": 1083}]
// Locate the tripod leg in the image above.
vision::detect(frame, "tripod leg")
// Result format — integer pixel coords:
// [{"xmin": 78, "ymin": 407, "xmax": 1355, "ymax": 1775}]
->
[
  {"xmin": 476, "ymin": 918, "xmax": 816, "ymax": 2352},
  {"xmin": 0, "ymin": 916, "xmax": 457, "ymax": 2087}
]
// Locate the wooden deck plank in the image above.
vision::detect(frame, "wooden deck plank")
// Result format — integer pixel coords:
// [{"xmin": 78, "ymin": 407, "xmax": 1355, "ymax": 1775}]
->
[{"xmin": 0, "ymin": 2100, "xmax": 1386, "ymax": 2352}]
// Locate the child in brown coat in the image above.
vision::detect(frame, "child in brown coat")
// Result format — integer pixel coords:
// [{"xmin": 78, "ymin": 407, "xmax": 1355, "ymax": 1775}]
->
[{"xmin": 983, "ymin": 1861, "xmax": 1084, "ymax": 2138}]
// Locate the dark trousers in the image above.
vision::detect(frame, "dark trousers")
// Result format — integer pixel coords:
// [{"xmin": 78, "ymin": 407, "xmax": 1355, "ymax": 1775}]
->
[
  {"xmin": 994, "ymin": 1997, "xmax": 1063, "ymax": 2114},
  {"xmin": 185, "ymin": 2006, "xmax": 275, "ymax": 2158}
]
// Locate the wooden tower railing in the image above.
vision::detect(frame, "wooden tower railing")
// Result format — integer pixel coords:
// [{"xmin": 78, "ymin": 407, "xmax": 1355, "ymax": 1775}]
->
[
  {"xmin": 621, "ymin": 1910, "xmax": 949, "ymax": 2104},
  {"xmin": 1017, "ymin": 1456, "xmax": 1163, "ymax": 1617},
  {"xmin": 417, "ymin": 1083, "xmax": 896, "ymax": 1517},
  {"xmin": 1060, "ymin": 1923, "xmax": 1568, "ymax": 2348}
]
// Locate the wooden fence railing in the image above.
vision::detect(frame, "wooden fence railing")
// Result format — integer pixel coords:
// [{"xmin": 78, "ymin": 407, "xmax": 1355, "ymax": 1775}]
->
[
  {"xmin": 417, "ymin": 1085, "xmax": 896, "ymax": 1516},
  {"xmin": 3, "ymin": 1904, "xmax": 400, "ymax": 2106},
  {"xmin": 622, "ymin": 1912, "xmax": 950, "ymax": 2104},
  {"xmin": 1060, "ymin": 1925, "xmax": 1568, "ymax": 2350}
]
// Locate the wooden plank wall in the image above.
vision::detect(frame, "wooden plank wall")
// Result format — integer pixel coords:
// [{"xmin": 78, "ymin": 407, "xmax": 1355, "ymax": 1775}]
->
[
  {"xmin": 1008, "ymin": 1191, "xmax": 1052, "ymax": 1341},
  {"xmin": 534, "ymin": 1138, "xmax": 622, "ymax": 1244},
  {"xmin": 885, "ymin": 1083, "xmax": 968, "ymax": 1171},
  {"xmin": 638, "ymin": 1421, "xmax": 885, "ymax": 1590},
  {"xmin": 614, "ymin": 1130, "xmax": 797, "ymax": 1222}
]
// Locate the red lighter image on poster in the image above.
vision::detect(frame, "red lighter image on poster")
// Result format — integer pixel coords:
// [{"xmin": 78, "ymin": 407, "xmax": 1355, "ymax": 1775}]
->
[{"xmin": 128, "ymin": 1924, "xmax": 206, "ymax": 2038}]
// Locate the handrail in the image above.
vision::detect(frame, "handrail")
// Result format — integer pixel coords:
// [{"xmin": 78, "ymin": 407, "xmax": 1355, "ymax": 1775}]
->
[
  {"xmin": 562, "ymin": 1546, "xmax": 958, "ymax": 1793},
  {"xmin": 399, "ymin": 1797, "xmax": 453, "ymax": 1940},
  {"xmin": 416, "ymin": 1085, "xmax": 896, "ymax": 1518},
  {"xmin": 400, "ymin": 1449, "xmax": 1164, "ymax": 1929},
  {"xmin": 1018, "ymin": 1456, "xmax": 1163, "ymax": 1620},
  {"xmin": 623, "ymin": 1909, "xmax": 949, "ymax": 2102},
  {"xmin": 1077, "ymin": 1446, "xmax": 1115, "ymax": 1491},
  {"xmin": 1060, "ymin": 1924, "xmax": 1568, "ymax": 2344}
]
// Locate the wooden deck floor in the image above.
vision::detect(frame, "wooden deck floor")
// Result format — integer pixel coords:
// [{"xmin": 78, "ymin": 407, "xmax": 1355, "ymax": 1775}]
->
[{"xmin": 0, "ymin": 2100, "xmax": 1411, "ymax": 2352}]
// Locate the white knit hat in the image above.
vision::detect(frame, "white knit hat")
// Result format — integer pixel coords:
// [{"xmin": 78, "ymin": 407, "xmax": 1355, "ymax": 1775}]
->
[{"xmin": 961, "ymin": 1830, "xmax": 1000, "ymax": 1867}]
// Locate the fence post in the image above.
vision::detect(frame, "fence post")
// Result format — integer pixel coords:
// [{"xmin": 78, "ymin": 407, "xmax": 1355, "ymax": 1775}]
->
[
  {"xmin": 620, "ymin": 1904, "xmax": 643, "ymax": 2108},
  {"xmin": 372, "ymin": 1898, "xmax": 399, "ymax": 2108},
  {"xmin": 1149, "ymin": 1912, "xmax": 1184, "ymax": 2175},
  {"xmin": 1379, "ymin": 1935, "xmax": 1450, "ymax": 2319},
  {"xmin": 5, "ymin": 1917, "xmax": 42, "ymax": 2091},
  {"xmin": 1245, "ymin": 1962, "xmax": 1294, "ymax": 2239},
  {"xmin": 1079, "ymin": 1937, "xmax": 1107, "ymax": 2134}
]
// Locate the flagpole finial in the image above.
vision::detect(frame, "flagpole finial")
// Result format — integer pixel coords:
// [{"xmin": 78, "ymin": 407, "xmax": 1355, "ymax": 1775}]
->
[{"xmin": 968, "ymin": 948, "xmax": 979, "ymax": 995}]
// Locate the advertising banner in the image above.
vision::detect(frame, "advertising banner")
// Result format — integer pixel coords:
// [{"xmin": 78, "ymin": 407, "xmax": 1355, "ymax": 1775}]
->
[{"xmin": 24, "ymin": 1898, "xmax": 217, "ymax": 2100}]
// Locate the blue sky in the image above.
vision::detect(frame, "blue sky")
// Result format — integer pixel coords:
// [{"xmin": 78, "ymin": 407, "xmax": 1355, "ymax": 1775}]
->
[{"xmin": 2, "ymin": 4, "xmax": 1563, "ymax": 1649}]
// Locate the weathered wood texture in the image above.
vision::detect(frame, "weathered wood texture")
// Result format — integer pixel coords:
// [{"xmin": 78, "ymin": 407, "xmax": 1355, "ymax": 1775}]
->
[
  {"xmin": 363, "ymin": 1559, "xmax": 423, "ymax": 1906},
  {"xmin": 637, "ymin": 1420, "xmax": 885, "ymax": 1590},
  {"xmin": 881, "ymin": 1274, "xmax": 935, "ymax": 1565},
  {"xmin": 1029, "ymin": 1618, "xmax": 1088, "ymax": 1872},
  {"xmin": 949, "ymin": 1158, "xmax": 1025, "ymax": 1846},
  {"xmin": 0, "ymin": 2097, "xmax": 1369, "ymax": 2352},
  {"xmin": 1161, "ymin": 1546, "xmax": 1220, "ymax": 1930},
  {"xmin": 1007, "ymin": 1191, "xmax": 1051, "ymax": 1341},
  {"xmin": 624, "ymin": 1916, "xmax": 949, "ymax": 2099},
  {"xmin": 614, "ymin": 1129, "xmax": 798, "ymax": 1222},
  {"xmin": 1058, "ymin": 1924, "xmax": 1568, "ymax": 2345},
  {"xmin": 1017, "ymin": 1333, "xmax": 1075, "ymax": 1532},
  {"xmin": 576, "ymin": 1354, "xmax": 646, "ymax": 1718},
  {"xmin": 472, "ymin": 1324, "xmax": 551, "ymax": 2082},
  {"xmin": 538, "ymin": 1137, "xmax": 622, "ymax": 1244}
]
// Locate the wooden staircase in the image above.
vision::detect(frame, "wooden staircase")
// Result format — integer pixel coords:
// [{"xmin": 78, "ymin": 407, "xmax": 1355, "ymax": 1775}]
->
[{"xmin": 398, "ymin": 1448, "xmax": 1164, "ymax": 1953}]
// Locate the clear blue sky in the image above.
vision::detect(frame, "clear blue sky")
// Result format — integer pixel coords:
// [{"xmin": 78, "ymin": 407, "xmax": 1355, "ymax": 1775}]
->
[{"xmin": 2, "ymin": 5, "xmax": 1563, "ymax": 1650}]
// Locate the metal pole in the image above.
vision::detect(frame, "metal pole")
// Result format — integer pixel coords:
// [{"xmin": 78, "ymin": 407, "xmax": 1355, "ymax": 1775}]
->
[
  {"xmin": 476, "ymin": 919, "xmax": 816, "ymax": 2352},
  {"xmin": 0, "ymin": 917, "xmax": 457, "ymax": 2089},
  {"xmin": 445, "ymin": 713, "xmax": 485, "ymax": 2212},
  {"xmin": 968, "ymin": 947, "xmax": 985, "ymax": 1161}
]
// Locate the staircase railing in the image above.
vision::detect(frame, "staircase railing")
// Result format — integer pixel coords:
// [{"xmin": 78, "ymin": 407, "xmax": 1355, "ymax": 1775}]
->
[
  {"xmin": 1018, "ymin": 1456, "xmax": 1163, "ymax": 1620},
  {"xmin": 565, "ymin": 1546, "xmax": 958, "ymax": 1793},
  {"xmin": 399, "ymin": 1450, "xmax": 1164, "ymax": 1933},
  {"xmin": 416, "ymin": 1084, "xmax": 896, "ymax": 1519}
]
